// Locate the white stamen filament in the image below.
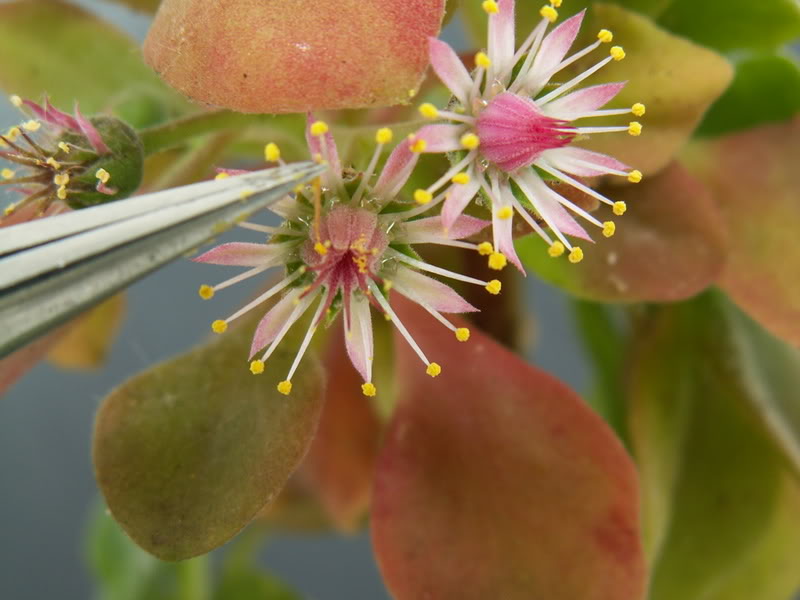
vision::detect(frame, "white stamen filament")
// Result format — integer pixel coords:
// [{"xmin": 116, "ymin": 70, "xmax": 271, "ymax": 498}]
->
[
  {"xmin": 238, "ymin": 222, "xmax": 304, "ymax": 236},
  {"xmin": 259, "ymin": 291, "xmax": 318, "ymax": 362},
  {"xmin": 573, "ymin": 126, "xmax": 631, "ymax": 135},
  {"xmin": 285, "ymin": 295, "xmax": 328, "ymax": 381},
  {"xmin": 510, "ymin": 19, "xmax": 550, "ymax": 93},
  {"xmin": 352, "ymin": 140, "xmax": 386, "ymax": 204},
  {"xmin": 514, "ymin": 176, "xmax": 574, "ymax": 250},
  {"xmin": 392, "ymin": 189, "xmax": 448, "ymax": 219},
  {"xmin": 542, "ymin": 184, "xmax": 604, "ymax": 227},
  {"xmin": 367, "ymin": 280, "xmax": 431, "ymax": 367},
  {"xmin": 212, "ymin": 265, "xmax": 270, "ymax": 292},
  {"xmin": 438, "ymin": 110, "xmax": 476, "ymax": 124},
  {"xmin": 224, "ymin": 269, "xmax": 305, "ymax": 325},
  {"xmin": 548, "ymin": 40, "xmax": 602, "ymax": 81},
  {"xmin": 537, "ymin": 55, "xmax": 614, "ymax": 106},
  {"xmin": 387, "ymin": 249, "xmax": 488, "ymax": 287},
  {"xmin": 426, "ymin": 151, "xmax": 476, "ymax": 195},
  {"xmin": 536, "ymin": 161, "xmax": 616, "ymax": 207},
  {"xmin": 578, "ymin": 107, "xmax": 634, "ymax": 118},
  {"xmin": 505, "ymin": 184, "xmax": 555, "ymax": 245}
]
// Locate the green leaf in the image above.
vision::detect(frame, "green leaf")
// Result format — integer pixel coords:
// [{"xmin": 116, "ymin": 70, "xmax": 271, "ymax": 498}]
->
[
  {"xmin": 93, "ymin": 311, "xmax": 325, "ymax": 561},
  {"xmin": 629, "ymin": 293, "xmax": 800, "ymax": 600},
  {"xmin": 657, "ymin": 0, "xmax": 800, "ymax": 52},
  {"xmin": 516, "ymin": 163, "xmax": 727, "ymax": 302},
  {"xmin": 372, "ymin": 298, "xmax": 646, "ymax": 600},
  {"xmin": 697, "ymin": 53, "xmax": 800, "ymax": 137},
  {"xmin": 683, "ymin": 116, "xmax": 800, "ymax": 345},
  {"xmin": 0, "ymin": 0, "xmax": 187, "ymax": 128},
  {"xmin": 569, "ymin": 3, "xmax": 733, "ymax": 175},
  {"xmin": 213, "ymin": 565, "xmax": 301, "ymax": 600}
]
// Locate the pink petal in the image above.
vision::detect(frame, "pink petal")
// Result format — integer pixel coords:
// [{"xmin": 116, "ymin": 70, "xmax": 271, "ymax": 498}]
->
[
  {"xmin": 441, "ymin": 176, "xmax": 481, "ymax": 231},
  {"xmin": 22, "ymin": 98, "xmax": 79, "ymax": 130},
  {"xmin": 489, "ymin": 0, "xmax": 515, "ymax": 80},
  {"xmin": 192, "ymin": 242, "xmax": 289, "ymax": 266},
  {"xmin": 414, "ymin": 124, "xmax": 464, "ymax": 153},
  {"xmin": 543, "ymin": 146, "xmax": 630, "ymax": 177},
  {"xmin": 305, "ymin": 113, "xmax": 342, "ymax": 187},
  {"xmin": 493, "ymin": 194, "xmax": 524, "ymax": 272},
  {"xmin": 543, "ymin": 82, "xmax": 627, "ymax": 120},
  {"xmin": 526, "ymin": 10, "xmax": 585, "ymax": 91},
  {"xmin": 515, "ymin": 170, "xmax": 592, "ymax": 241},
  {"xmin": 392, "ymin": 266, "xmax": 477, "ymax": 313},
  {"xmin": 249, "ymin": 289, "xmax": 304, "ymax": 358},
  {"xmin": 428, "ymin": 37, "xmax": 473, "ymax": 106},
  {"xmin": 398, "ymin": 214, "xmax": 488, "ymax": 243},
  {"xmin": 344, "ymin": 294, "xmax": 374, "ymax": 382},
  {"xmin": 323, "ymin": 204, "xmax": 381, "ymax": 251},
  {"xmin": 374, "ymin": 141, "xmax": 420, "ymax": 198},
  {"xmin": 216, "ymin": 167, "xmax": 251, "ymax": 176},
  {"xmin": 74, "ymin": 103, "xmax": 110, "ymax": 154},
  {"xmin": 476, "ymin": 92, "xmax": 572, "ymax": 172}
]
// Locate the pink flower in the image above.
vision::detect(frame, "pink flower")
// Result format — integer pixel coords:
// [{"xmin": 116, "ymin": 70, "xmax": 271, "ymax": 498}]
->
[
  {"xmin": 411, "ymin": 0, "xmax": 644, "ymax": 268},
  {"xmin": 195, "ymin": 117, "xmax": 501, "ymax": 397},
  {"xmin": 1, "ymin": 95, "xmax": 143, "ymax": 222}
]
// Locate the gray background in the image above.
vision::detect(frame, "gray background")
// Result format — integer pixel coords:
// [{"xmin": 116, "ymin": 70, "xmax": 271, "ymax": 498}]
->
[{"xmin": 0, "ymin": 2, "xmax": 589, "ymax": 598}]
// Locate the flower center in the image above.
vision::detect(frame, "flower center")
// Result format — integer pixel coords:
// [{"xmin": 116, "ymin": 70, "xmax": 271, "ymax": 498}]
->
[{"xmin": 475, "ymin": 92, "xmax": 575, "ymax": 172}]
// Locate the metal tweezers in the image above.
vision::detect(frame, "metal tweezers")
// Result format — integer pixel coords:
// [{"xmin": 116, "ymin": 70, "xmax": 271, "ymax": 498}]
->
[{"xmin": 0, "ymin": 162, "xmax": 324, "ymax": 358}]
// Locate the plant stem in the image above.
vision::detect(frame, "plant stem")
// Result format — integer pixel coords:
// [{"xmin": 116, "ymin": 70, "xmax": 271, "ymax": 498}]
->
[{"xmin": 177, "ymin": 554, "xmax": 210, "ymax": 600}]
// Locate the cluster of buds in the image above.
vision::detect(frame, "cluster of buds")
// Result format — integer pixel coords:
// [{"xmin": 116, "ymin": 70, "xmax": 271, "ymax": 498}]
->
[
  {"xmin": 1, "ymin": 96, "xmax": 143, "ymax": 222},
  {"xmin": 195, "ymin": 0, "xmax": 644, "ymax": 396}
]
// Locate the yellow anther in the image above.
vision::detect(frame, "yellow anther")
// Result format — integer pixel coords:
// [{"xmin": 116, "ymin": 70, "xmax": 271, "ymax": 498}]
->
[
  {"xmin": 362, "ymin": 382, "xmax": 377, "ymax": 397},
  {"xmin": 198, "ymin": 284, "xmax": 215, "ymax": 300},
  {"xmin": 46, "ymin": 157, "xmax": 60, "ymax": 169},
  {"xmin": 1, "ymin": 168, "xmax": 14, "ymax": 180},
  {"xmin": 382, "ymin": 279, "xmax": 394, "ymax": 292},
  {"xmin": 631, "ymin": 103, "xmax": 646, "ymax": 117},
  {"xmin": 239, "ymin": 189, "xmax": 254, "ymax": 199},
  {"xmin": 58, "ymin": 142, "xmax": 71, "ymax": 154},
  {"xmin": 375, "ymin": 127, "xmax": 393, "ymax": 144},
  {"xmin": 488, "ymin": 252, "xmax": 507, "ymax": 270},
  {"xmin": 96, "ymin": 168, "xmax": 111, "ymax": 183},
  {"xmin": 597, "ymin": 29, "xmax": 613, "ymax": 43},
  {"xmin": 482, "ymin": 0, "xmax": 499, "ymax": 14},
  {"xmin": 477, "ymin": 242, "xmax": 493, "ymax": 256},
  {"xmin": 627, "ymin": 169, "xmax": 642, "ymax": 183},
  {"xmin": 211, "ymin": 320, "xmax": 228, "ymax": 334},
  {"xmin": 4, "ymin": 203, "xmax": 16, "ymax": 216},
  {"xmin": 628, "ymin": 121, "xmax": 642, "ymax": 136},
  {"xmin": 548, "ymin": 241, "xmax": 565, "ymax": 257},
  {"xmin": 496, "ymin": 206, "xmax": 513, "ymax": 220},
  {"xmin": 455, "ymin": 328, "xmax": 471, "ymax": 342},
  {"xmin": 215, "ymin": 172, "xmax": 230, "ymax": 180},
  {"xmin": 460, "ymin": 132, "xmax": 480, "ymax": 150},
  {"xmin": 7, "ymin": 126, "xmax": 21, "ymax": 140},
  {"xmin": 613, "ymin": 201, "xmax": 627, "ymax": 216},
  {"xmin": 414, "ymin": 189, "xmax": 433, "ymax": 205},
  {"xmin": 451, "ymin": 172, "xmax": 471, "ymax": 185},
  {"xmin": 485, "ymin": 279, "xmax": 502, "ymax": 295},
  {"xmin": 540, "ymin": 5, "xmax": 558, "ymax": 22},
  {"xmin": 250, "ymin": 360, "xmax": 265, "ymax": 375},
  {"xmin": 310, "ymin": 121, "xmax": 329, "ymax": 136},
  {"xmin": 56, "ymin": 186, "xmax": 68, "ymax": 200},
  {"xmin": 9, "ymin": 95, "xmax": 22, "ymax": 107},
  {"xmin": 54, "ymin": 173, "xmax": 69, "ymax": 186},
  {"xmin": 408, "ymin": 88, "xmax": 418, "ymax": 98},
  {"xmin": 277, "ymin": 380, "xmax": 293, "ymax": 395},
  {"xmin": 409, "ymin": 138, "xmax": 427, "ymax": 153},
  {"xmin": 264, "ymin": 142, "xmax": 281, "ymax": 162},
  {"xmin": 602, "ymin": 221, "xmax": 616, "ymax": 238},
  {"xmin": 475, "ymin": 51, "xmax": 492, "ymax": 69},
  {"xmin": 568, "ymin": 247, "xmax": 584, "ymax": 263},
  {"xmin": 419, "ymin": 103, "xmax": 439, "ymax": 119},
  {"xmin": 426, "ymin": 362, "xmax": 442, "ymax": 377},
  {"xmin": 610, "ymin": 46, "xmax": 626, "ymax": 61},
  {"xmin": 314, "ymin": 241, "xmax": 329, "ymax": 256},
  {"xmin": 22, "ymin": 120, "xmax": 40, "ymax": 132}
]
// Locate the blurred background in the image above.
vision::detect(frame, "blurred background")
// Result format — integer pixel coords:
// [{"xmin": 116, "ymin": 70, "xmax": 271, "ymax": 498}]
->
[{"xmin": 0, "ymin": 2, "xmax": 591, "ymax": 598}]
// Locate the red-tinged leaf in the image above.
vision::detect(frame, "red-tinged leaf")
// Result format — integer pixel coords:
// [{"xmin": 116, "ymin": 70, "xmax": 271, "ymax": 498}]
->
[
  {"xmin": 683, "ymin": 117, "xmax": 800, "ymax": 345},
  {"xmin": 143, "ymin": 0, "xmax": 446, "ymax": 113},
  {"xmin": 372, "ymin": 297, "xmax": 646, "ymax": 600},
  {"xmin": 47, "ymin": 294, "xmax": 125, "ymax": 370},
  {"xmin": 93, "ymin": 311, "xmax": 325, "ymax": 560},
  {"xmin": 518, "ymin": 162, "xmax": 727, "ymax": 302},
  {"xmin": 300, "ymin": 324, "xmax": 382, "ymax": 531}
]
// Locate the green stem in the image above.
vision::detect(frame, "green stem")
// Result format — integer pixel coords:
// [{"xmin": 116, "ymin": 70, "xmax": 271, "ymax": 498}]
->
[
  {"xmin": 177, "ymin": 555, "xmax": 210, "ymax": 600},
  {"xmin": 139, "ymin": 110, "xmax": 305, "ymax": 156}
]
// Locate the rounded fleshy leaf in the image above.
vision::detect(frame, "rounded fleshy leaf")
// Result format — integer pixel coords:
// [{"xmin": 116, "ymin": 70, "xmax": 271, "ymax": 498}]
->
[
  {"xmin": 517, "ymin": 162, "xmax": 727, "ymax": 302},
  {"xmin": 372, "ymin": 298, "xmax": 646, "ymax": 600},
  {"xmin": 93, "ymin": 312, "xmax": 325, "ymax": 560},
  {"xmin": 684, "ymin": 117, "xmax": 800, "ymax": 345},
  {"xmin": 629, "ymin": 293, "xmax": 800, "ymax": 600},
  {"xmin": 568, "ymin": 3, "xmax": 733, "ymax": 175},
  {"xmin": 0, "ymin": 0, "xmax": 186, "ymax": 127},
  {"xmin": 47, "ymin": 294, "xmax": 126, "ymax": 370},
  {"xmin": 143, "ymin": 0, "xmax": 446, "ymax": 113},
  {"xmin": 300, "ymin": 325, "xmax": 382, "ymax": 531}
]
